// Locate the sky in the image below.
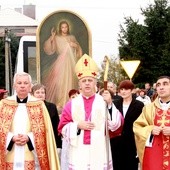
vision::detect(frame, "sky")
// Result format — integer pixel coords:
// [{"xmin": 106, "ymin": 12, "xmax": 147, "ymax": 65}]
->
[{"xmin": 0, "ymin": 0, "xmax": 156, "ymax": 66}]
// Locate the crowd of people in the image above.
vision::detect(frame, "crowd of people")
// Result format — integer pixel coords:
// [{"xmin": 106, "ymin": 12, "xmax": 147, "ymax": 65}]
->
[{"xmin": 0, "ymin": 53, "xmax": 170, "ymax": 170}]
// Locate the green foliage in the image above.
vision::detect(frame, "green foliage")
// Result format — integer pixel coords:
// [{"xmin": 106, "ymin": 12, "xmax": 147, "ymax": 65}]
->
[
  {"xmin": 8, "ymin": 33, "xmax": 20, "ymax": 74},
  {"xmin": 0, "ymin": 38, "xmax": 5, "ymax": 88},
  {"xmin": 0, "ymin": 32, "xmax": 20, "ymax": 88},
  {"xmin": 118, "ymin": 0, "xmax": 170, "ymax": 84},
  {"xmin": 98, "ymin": 56, "xmax": 126, "ymax": 87}
]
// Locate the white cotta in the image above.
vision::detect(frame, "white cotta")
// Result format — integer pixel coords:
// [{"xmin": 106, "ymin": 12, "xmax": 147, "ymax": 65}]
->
[{"xmin": 13, "ymin": 103, "xmax": 28, "ymax": 170}]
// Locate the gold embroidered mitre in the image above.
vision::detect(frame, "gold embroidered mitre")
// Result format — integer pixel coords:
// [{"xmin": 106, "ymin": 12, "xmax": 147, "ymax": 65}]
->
[{"xmin": 75, "ymin": 54, "xmax": 99, "ymax": 79}]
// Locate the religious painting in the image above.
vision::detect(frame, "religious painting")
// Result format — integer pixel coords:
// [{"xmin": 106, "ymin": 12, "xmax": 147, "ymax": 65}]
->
[{"xmin": 36, "ymin": 10, "xmax": 91, "ymax": 109}]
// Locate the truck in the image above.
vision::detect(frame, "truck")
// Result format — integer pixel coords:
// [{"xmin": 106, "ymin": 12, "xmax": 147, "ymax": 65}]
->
[{"xmin": 15, "ymin": 35, "xmax": 37, "ymax": 83}]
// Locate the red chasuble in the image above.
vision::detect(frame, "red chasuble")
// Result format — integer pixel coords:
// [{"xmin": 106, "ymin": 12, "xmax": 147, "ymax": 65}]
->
[{"xmin": 143, "ymin": 108, "xmax": 170, "ymax": 170}]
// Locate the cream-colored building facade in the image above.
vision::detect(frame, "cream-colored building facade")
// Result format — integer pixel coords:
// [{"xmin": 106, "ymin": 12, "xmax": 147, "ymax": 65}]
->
[{"xmin": 0, "ymin": 5, "xmax": 38, "ymax": 38}]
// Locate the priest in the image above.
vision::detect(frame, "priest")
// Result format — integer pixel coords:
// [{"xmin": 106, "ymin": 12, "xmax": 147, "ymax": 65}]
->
[
  {"xmin": 0, "ymin": 72, "xmax": 60, "ymax": 170},
  {"xmin": 133, "ymin": 76, "xmax": 170, "ymax": 170}
]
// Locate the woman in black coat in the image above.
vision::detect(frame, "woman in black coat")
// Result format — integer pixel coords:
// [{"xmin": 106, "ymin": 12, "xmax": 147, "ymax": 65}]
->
[{"xmin": 111, "ymin": 80, "xmax": 144, "ymax": 170}]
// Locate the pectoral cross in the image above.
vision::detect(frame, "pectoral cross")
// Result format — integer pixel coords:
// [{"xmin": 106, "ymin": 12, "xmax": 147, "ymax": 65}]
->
[{"xmin": 157, "ymin": 115, "xmax": 170, "ymax": 127}]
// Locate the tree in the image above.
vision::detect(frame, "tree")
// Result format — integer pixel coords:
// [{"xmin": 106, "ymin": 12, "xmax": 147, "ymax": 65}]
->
[
  {"xmin": 0, "ymin": 38, "xmax": 5, "ymax": 88},
  {"xmin": 0, "ymin": 32, "xmax": 19, "ymax": 89},
  {"xmin": 118, "ymin": 0, "xmax": 170, "ymax": 85},
  {"xmin": 98, "ymin": 56, "xmax": 126, "ymax": 88}
]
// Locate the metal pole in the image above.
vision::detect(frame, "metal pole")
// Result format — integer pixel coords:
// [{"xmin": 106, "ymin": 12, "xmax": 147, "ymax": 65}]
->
[
  {"xmin": 5, "ymin": 28, "xmax": 10, "ymax": 93},
  {"xmin": 8, "ymin": 42, "xmax": 13, "ymax": 95},
  {"xmin": 103, "ymin": 56, "xmax": 110, "ymax": 168},
  {"xmin": 105, "ymin": 102, "xmax": 110, "ymax": 168}
]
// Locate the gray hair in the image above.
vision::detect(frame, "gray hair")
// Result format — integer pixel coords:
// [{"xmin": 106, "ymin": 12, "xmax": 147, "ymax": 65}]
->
[{"xmin": 13, "ymin": 72, "xmax": 32, "ymax": 84}]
